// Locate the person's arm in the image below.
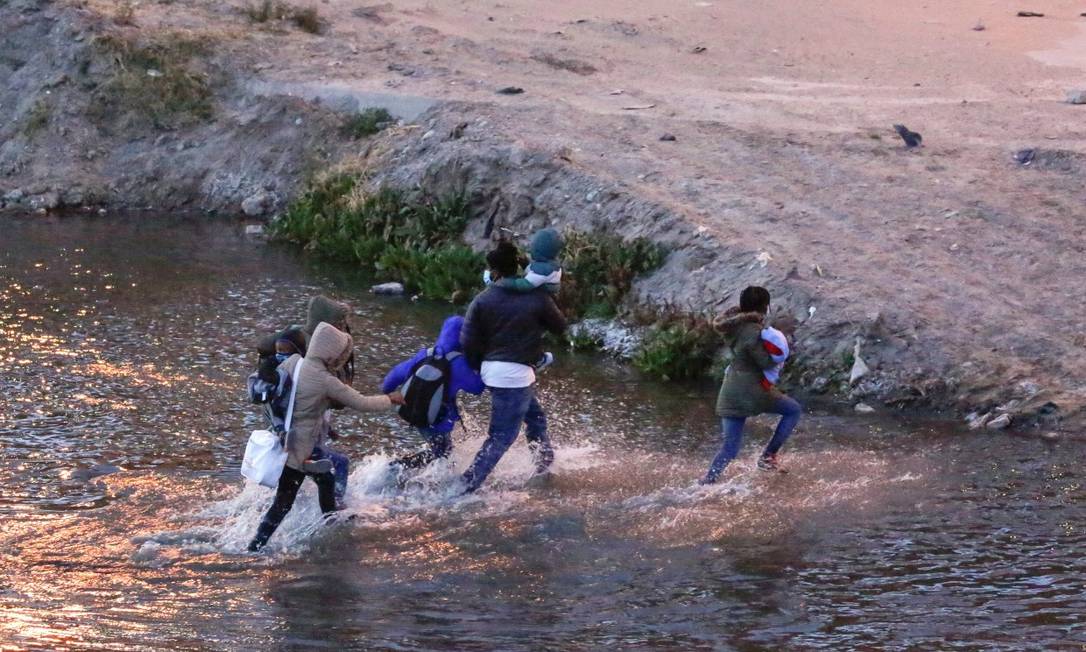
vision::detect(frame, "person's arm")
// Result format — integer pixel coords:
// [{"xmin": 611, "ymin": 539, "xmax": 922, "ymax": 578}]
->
[
  {"xmin": 324, "ymin": 375, "xmax": 395, "ymax": 412},
  {"xmin": 452, "ymin": 357, "xmax": 486, "ymax": 395},
  {"xmin": 381, "ymin": 350, "xmax": 426, "ymax": 393},
  {"xmin": 540, "ymin": 294, "xmax": 568, "ymax": 335},
  {"xmin": 496, "ymin": 276, "xmax": 538, "ymax": 292},
  {"xmin": 460, "ymin": 298, "xmax": 485, "ymax": 368}
]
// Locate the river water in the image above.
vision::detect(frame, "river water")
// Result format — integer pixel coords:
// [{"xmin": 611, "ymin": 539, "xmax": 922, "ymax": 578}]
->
[{"xmin": 0, "ymin": 215, "xmax": 1082, "ymax": 651}]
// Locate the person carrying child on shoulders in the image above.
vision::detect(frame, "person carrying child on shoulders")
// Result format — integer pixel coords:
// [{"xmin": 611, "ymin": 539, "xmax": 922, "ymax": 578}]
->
[{"xmin": 381, "ymin": 315, "xmax": 485, "ymax": 469}]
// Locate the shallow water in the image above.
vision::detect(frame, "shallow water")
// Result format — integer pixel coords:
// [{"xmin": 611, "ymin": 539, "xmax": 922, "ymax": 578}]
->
[{"xmin": 1, "ymin": 215, "xmax": 1083, "ymax": 651}]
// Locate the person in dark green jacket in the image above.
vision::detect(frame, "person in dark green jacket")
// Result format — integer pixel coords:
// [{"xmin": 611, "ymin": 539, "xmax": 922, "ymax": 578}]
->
[{"xmin": 702, "ymin": 286, "xmax": 802, "ymax": 483}]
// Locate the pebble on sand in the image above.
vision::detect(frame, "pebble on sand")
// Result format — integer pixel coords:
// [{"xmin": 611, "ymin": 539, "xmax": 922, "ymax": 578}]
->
[{"xmin": 986, "ymin": 413, "xmax": 1012, "ymax": 430}]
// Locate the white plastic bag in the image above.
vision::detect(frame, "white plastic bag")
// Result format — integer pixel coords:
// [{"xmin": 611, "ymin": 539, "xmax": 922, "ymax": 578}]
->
[
  {"xmin": 241, "ymin": 359, "xmax": 303, "ymax": 488},
  {"xmin": 241, "ymin": 429, "xmax": 287, "ymax": 488}
]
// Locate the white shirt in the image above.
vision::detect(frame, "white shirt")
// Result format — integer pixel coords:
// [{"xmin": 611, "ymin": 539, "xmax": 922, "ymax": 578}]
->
[{"xmin": 481, "ymin": 360, "xmax": 536, "ymax": 388}]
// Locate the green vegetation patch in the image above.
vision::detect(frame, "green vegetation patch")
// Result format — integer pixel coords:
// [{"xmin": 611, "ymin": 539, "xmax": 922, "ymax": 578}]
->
[
  {"xmin": 341, "ymin": 107, "xmax": 394, "ymax": 139},
  {"xmin": 632, "ymin": 313, "xmax": 721, "ymax": 382},
  {"xmin": 22, "ymin": 99, "xmax": 50, "ymax": 139},
  {"xmin": 558, "ymin": 231, "xmax": 667, "ymax": 320},
  {"xmin": 272, "ymin": 173, "xmax": 481, "ymax": 303},
  {"xmin": 90, "ymin": 34, "xmax": 214, "ymax": 129}
]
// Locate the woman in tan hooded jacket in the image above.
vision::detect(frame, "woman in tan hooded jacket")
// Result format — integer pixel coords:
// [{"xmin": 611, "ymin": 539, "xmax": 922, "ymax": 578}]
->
[{"xmin": 249, "ymin": 322, "xmax": 402, "ymax": 552}]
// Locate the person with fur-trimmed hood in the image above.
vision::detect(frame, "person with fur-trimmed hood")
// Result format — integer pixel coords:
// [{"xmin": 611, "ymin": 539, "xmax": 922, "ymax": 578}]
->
[
  {"xmin": 248, "ymin": 323, "xmax": 404, "ymax": 552},
  {"xmin": 702, "ymin": 286, "xmax": 802, "ymax": 483}
]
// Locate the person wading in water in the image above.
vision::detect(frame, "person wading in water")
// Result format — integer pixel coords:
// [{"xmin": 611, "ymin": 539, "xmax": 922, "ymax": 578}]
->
[
  {"xmin": 702, "ymin": 286, "xmax": 802, "ymax": 483},
  {"xmin": 458, "ymin": 241, "xmax": 567, "ymax": 493}
]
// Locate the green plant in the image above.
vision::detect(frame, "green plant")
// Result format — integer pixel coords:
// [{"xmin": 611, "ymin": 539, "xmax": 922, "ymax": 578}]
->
[
  {"xmin": 558, "ymin": 231, "xmax": 667, "ymax": 320},
  {"xmin": 90, "ymin": 35, "xmax": 214, "ymax": 129},
  {"xmin": 272, "ymin": 174, "xmax": 483, "ymax": 302},
  {"xmin": 23, "ymin": 99, "xmax": 50, "ymax": 138},
  {"xmin": 632, "ymin": 314, "xmax": 721, "ymax": 381},
  {"xmin": 291, "ymin": 6, "xmax": 322, "ymax": 33},
  {"xmin": 341, "ymin": 107, "xmax": 393, "ymax": 139}
]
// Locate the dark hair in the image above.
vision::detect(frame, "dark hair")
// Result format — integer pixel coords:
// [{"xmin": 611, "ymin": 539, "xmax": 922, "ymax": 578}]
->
[
  {"xmin": 486, "ymin": 241, "xmax": 521, "ymax": 278},
  {"xmin": 739, "ymin": 286, "xmax": 771, "ymax": 314}
]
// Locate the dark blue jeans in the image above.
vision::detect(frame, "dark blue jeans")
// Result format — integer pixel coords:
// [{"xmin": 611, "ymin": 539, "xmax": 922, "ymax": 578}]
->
[
  {"xmin": 311, "ymin": 446, "xmax": 349, "ymax": 500},
  {"xmin": 395, "ymin": 427, "xmax": 454, "ymax": 469},
  {"xmin": 462, "ymin": 385, "xmax": 553, "ymax": 493},
  {"xmin": 703, "ymin": 395, "xmax": 802, "ymax": 484}
]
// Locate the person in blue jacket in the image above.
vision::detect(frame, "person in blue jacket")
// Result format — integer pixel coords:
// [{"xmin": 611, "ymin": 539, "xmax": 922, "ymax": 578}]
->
[{"xmin": 381, "ymin": 316, "xmax": 486, "ymax": 468}]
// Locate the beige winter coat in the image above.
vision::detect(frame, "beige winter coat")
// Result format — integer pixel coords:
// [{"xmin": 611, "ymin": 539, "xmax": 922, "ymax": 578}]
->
[{"xmin": 280, "ymin": 322, "xmax": 391, "ymax": 470}]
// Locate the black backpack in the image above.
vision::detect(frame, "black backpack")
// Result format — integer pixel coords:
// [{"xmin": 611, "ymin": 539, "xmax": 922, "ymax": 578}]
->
[{"xmin": 398, "ymin": 348, "xmax": 460, "ymax": 428}]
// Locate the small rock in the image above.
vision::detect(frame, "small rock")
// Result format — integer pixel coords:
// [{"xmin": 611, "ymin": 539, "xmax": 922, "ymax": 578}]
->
[
  {"xmin": 967, "ymin": 412, "xmax": 991, "ymax": 430},
  {"xmin": 854, "ymin": 402, "xmax": 876, "ymax": 414},
  {"xmin": 3, "ymin": 189, "xmax": 24, "ymax": 202},
  {"xmin": 659, "ymin": 133, "xmax": 677, "ymax": 141},
  {"xmin": 241, "ymin": 192, "xmax": 274, "ymax": 217},
  {"xmin": 986, "ymin": 413, "xmax": 1012, "ymax": 430},
  {"xmin": 496, "ymin": 86, "xmax": 524, "ymax": 95},
  {"xmin": 1040, "ymin": 431, "xmax": 1060, "ymax": 442},
  {"xmin": 691, "ymin": 45, "xmax": 707, "ymax": 54},
  {"xmin": 294, "ymin": 117, "xmax": 303, "ymax": 126},
  {"xmin": 972, "ymin": 20, "xmax": 986, "ymax": 31},
  {"xmin": 1014, "ymin": 148, "xmax": 1036, "ymax": 165},
  {"xmin": 810, "ymin": 376, "xmax": 830, "ymax": 393},
  {"xmin": 1016, "ymin": 11, "xmax": 1044, "ymax": 17},
  {"xmin": 1066, "ymin": 90, "xmax": 1086, "ymax": 105},
  {"xmin": 30, "ymin": 191, "xmax": 61, "ymax": 211},
  {"xmin": 371, "ymin": 282, "xmax": 405, "ymax": 296},
  {"xmin": 244, "ymin": 224, "xmax": 265, "ymax": 236}
]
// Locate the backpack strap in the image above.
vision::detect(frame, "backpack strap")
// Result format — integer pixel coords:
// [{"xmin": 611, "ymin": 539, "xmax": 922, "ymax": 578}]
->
[{"xmin": 283, "ymin": 359, "xmax": 304, "ymax": 433}]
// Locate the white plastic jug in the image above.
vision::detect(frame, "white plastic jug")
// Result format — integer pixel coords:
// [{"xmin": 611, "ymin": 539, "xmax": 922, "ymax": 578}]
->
[
  {"xmin": 241, "ymin": 429, "xmax": 287, "ymax": 488},
  {"xmin": 240, "ymin": 359, "xmax": 303, "ymax": 488}
]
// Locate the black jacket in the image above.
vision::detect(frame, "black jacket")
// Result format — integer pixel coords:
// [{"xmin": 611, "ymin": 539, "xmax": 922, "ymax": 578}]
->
[{"xmin": 460, "ymin": 286, "xmax": 567, "ymax": 368}]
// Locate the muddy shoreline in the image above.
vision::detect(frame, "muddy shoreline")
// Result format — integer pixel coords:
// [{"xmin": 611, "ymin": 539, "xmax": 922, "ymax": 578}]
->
[{"xmin": 2, "ymin": 0, "xmax": 1081, "ymax": 433}]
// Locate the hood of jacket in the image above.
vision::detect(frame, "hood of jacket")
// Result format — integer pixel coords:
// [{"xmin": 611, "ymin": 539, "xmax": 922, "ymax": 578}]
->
[
  {"xmin": 306, "ymin": 322, "xmax": 353, "ymax": 371},
  {"xmin": 712, "ymin": 310, "xmax": 765, "ymax": 337},
  {"xmin": 529, "ymin": 228, "xmax": 563, "ymax": 263},
  {"xmin": 305, "ymin": 295, "xmax": 350, "ymax": 335},
  {"xmin": 434, "ymin": 315, "xmax": 464, "ymax": 356}
]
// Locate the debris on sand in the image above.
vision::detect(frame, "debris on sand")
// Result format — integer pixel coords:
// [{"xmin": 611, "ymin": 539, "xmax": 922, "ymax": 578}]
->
[
  {"xmin": 1016, "ymin": 11, "xmax": 1044, "ymax": 18},
  {"xmin": 1014, "ymin": 149, "xmax": 1036, "ymax": 166},
  {"xmin": 854, "ymin": 402, "xmax": 876, "ymax": 414},
  {"xmin": 691, "ymin": 45, "xmax": 707, "ymax": 54},
  {"xmin": 622, "ymin": 104, "xmax": 656, "ymax": 110},
  {"xmin": 892, "ymin": 124, "xmax": 922, "ymax": 148},
  {"xmin": 659, "ymin": 133, "xmax": 676, "ymax": 142},
  {"xmin": 1066, "ymin": 90, "xmax": 1086, "ymax": 105},
  {"xmin": 371, "ymin": 282, "xmax": 405, "ymax": 295},
  {"xmin": 972, "ymin": 20, "xmax": 986, "ymax": 31},
  {"xmin": 496, "ymin": 86, "xmax": 524, "ymax": 95},
  {"xmin": 986, "ymin": 413, "xmax": 1012, "ymax": 430}
]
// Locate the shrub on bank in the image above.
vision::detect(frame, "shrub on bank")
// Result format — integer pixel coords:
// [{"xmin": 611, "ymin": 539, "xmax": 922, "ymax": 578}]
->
[
  {"xmin": 271, "ymin": 173, "xmax": 482, "ymax": 302},
  {"xmin": 632, "ymin": 313, "xmax": 721, "ymax": 382},
  {"xmin": 89, "ymin": 34, "xmax": 214, "ymax": 129},
  {"xmin": 340, "ymin": 108, "xmax": 394, "ymax": 139},
  {"xmin": 559, "ymin": 231, "xmax": 666, "ymax": 320}
]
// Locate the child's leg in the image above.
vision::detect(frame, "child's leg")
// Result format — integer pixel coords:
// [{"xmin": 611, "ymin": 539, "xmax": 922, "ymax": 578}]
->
[{"xmin": 703, "ymin": 417, "xmax": 746, "ymax": 484}]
